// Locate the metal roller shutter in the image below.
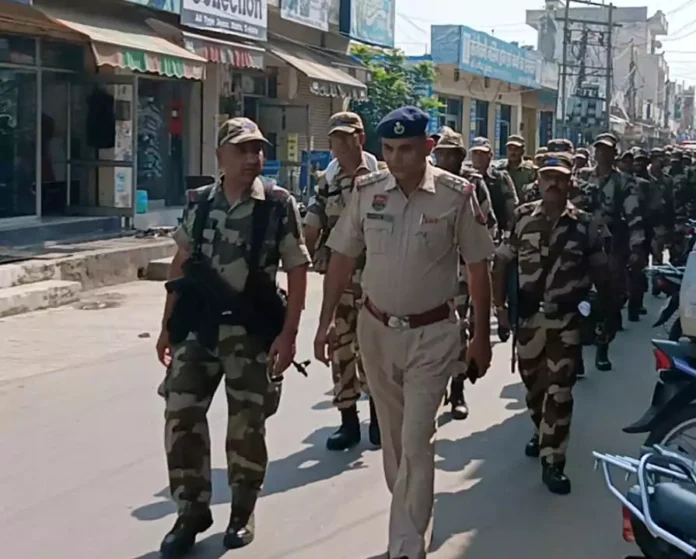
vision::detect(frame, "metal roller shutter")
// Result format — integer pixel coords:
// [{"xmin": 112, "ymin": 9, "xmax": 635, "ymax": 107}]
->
[{"xmin": 296, "ymin": 75, "xmax": 333, "ymax": 151}]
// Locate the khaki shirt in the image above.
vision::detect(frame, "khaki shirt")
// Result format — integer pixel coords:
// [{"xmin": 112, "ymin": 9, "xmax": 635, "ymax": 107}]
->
[
  {"xmin": 173, "ymin": 178, "xmax": 311, "ymax": 292},
  {"xmin": 326, "ymin": 165, "xmax": 495, "ymax": 316}
]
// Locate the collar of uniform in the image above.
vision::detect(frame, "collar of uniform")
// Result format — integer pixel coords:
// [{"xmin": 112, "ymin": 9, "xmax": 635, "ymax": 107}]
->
[
  {"xmin": 336, "ymin": 154, "xmax": 371, "ymax": 182},
  {"xmin": 531, "ymin": 200, "xmax": 579, "ymax": 219},
  {"xmin": 250, "ymin": 178, "xmax": 265, "ymax": 200}
]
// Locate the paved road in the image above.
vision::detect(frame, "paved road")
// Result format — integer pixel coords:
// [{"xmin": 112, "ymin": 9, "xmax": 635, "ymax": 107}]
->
[{"xmin": 0, "ymin": 275, "xmax": 663, "ymax": 558}]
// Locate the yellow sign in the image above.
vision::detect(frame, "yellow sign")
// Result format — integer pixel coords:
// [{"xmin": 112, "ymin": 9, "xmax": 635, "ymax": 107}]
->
[{"xmin": 287, "ymin": 133, "xmax": 299, "ymax": 162}]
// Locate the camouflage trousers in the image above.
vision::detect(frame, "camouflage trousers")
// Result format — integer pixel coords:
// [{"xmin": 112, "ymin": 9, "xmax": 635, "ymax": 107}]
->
[
  {"xmin": 516, "ymin": 312, "xmax": 580, "ymax": 466},
  {"xmin": 163, "ymin": 326, "xmax": 276, "ymax": 515},
  {"xmin": 454, "ymin": 279, "xmax": 471, "ymax": 378},
  {"xmin": 332, "ymin": 290, "xmax": 369, "ymax": 410},
  {"xmin": 651, "ymin": 225, "xmax": 668, "ymax": 265}
]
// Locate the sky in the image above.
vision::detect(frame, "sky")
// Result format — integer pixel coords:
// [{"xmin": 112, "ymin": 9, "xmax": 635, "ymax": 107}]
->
[{"xmin": 393, "ymin": 0, "xmax": 696, "ymax": 84}]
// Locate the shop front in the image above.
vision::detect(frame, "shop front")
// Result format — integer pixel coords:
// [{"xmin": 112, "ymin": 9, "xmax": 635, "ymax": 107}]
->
[
  {"xmin": 33, "ymin": 1, "xmax": 206, "ymax": 223},
  {"xmin": 261, "ymin": 38, "xmax": 367, "ymax": 196}
]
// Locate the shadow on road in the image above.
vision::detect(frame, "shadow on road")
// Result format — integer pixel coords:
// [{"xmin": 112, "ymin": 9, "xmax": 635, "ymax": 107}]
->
[{"xmin": 131, "ymin": 426, "xmax": 370, "ymax": 522}]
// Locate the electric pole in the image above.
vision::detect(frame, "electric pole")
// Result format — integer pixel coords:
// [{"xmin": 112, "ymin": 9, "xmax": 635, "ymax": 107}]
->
[
  {"xmin": 556, "ymin": 0, "xmax": 619, "ymax": 139},
  {"xmin": 628, "ymin": 40, "xmax": 636, "ymax": 120}
]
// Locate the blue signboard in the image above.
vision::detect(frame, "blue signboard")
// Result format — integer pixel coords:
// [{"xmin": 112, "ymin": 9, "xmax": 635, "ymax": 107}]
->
[
  {"xmin": 123, "ymin": 0, "xmax": 180, "ymax": 13},
  {"xmin": 262, "ymin": 160, "xmax": 281, "ymax": 181},
  {"xmin": 340, "ymin": 0, "xmax": 395, "ymax": 48},
  {"xmin": 432, "ymin": 25, "xmax": 542, "ymax": 89},
  {"xmin": 469, "ymin": 101, "xmax": 477, "ymax": 147}
]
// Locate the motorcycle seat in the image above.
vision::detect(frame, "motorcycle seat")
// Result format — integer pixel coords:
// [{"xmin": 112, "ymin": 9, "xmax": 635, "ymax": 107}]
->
[{"xmin": 627, "ymin": 482, "xmax": 696, "ymax": 540}]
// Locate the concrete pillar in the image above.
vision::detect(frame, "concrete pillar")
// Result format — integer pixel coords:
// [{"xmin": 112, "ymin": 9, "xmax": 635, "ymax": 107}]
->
[{"xmin": 201, "ymin": 62, "xmax": 220, "ymax": 177}]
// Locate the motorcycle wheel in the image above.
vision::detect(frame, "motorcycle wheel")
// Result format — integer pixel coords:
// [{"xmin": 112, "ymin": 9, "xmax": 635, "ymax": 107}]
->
[
  {"xmin": 668, "ymin": 318, "xmax": 683, "ymax": 342},
  {"xmin": 645, "ymin": 404, "xmax": 696, "ymax": 457}
]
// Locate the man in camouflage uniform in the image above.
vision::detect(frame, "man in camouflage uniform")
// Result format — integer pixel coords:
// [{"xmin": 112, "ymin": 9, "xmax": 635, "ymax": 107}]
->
[
  {"xmin": 519, "ymin": 139, "xmax": 575, "ymax": 206},
  {"xmin": 669, "ymin": 150, "xmax": 696, "ymax": 263},
  {"xmin": 467, "ymin": 136, "xmax": 519, "ymax": 235},
  {"xmin": 573, "ymin": 148, "xmax": 590, "ymax": 174},
  {"xmin": 303, "ymin": 112, "xmax": 380, "ymax": 451},
  {"xmin": 646, "ymin": 148, "xmax": 674, "ymax": 267},
  {"xmin": 155, "ymin": 118, "xmax": 310, "ymax": 556},
  {"xmin": 575, "ymin": 133, "xmax": 644, "ymax": 371},
  {"xmin": 534, "ymin": 147, "xmax": 548, "ymax": 168},
  {"xmin": 497, "ymin": 135, "xmax": 537, "ymax": 198},
  {"xmin": 433, "ymin": 131, "xmax": 495, "ymax": 420},
  {"xmin": 493, "ymin": 152, "xmax": 611, "ymax": 495}
]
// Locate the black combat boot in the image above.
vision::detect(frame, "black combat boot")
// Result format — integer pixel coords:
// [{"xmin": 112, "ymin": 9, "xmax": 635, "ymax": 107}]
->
[
  {"xmin": 616, "ymin": 309, "xmax": 624, "ymax": 332},
  {"xmin": 542, "ymin": 461, "xmax": 571, "ymax": 495},
  {"xmin": 627, "ymin": 301, "xmax": 641, "ymax": 323},
  {"xmin": 595, "ymin": 344, "xmax": 612, "ymax": 372},
  {"xmin": 223, "ymin": 486, "xmax": 259, "ymax": 549},
  {"xmin": 448, "ymin": 377, "xmax": 469, "ymax": 420},
  {"xmin": 160, "ymin": 509, "xmax": 213, "ymax": 558},
  {"xmin": 576, "ymin": 354, "xmax": 586, "ymax": 379},
  {"xmin": 326, "ymin": 405, "xmax": 361, "ymax": 451},
  {"xmin": 639, "ymin": 293, "xmax": 648, "ymax": 315},
  {"xmin": 368, "ymin": 398, "xmax": 381, "ymax": 446},
  {"xmin": 525, "ymin": 434, "xmax": 540, "ymax": 458}
]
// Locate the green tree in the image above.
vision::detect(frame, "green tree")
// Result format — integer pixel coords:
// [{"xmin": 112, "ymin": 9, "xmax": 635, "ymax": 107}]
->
[{"xmin": 350, "ymin": 44, "xmax": 442, "ymax": 156}]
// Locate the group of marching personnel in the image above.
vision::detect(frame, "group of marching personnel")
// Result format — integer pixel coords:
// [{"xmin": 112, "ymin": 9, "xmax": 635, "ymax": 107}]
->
[{"xmin": 154, "ymin": 104, "xmax": 696, "ymax": 559}]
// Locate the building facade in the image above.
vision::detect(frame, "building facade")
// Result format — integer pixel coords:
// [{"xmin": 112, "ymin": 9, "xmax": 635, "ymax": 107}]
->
[{"xmin": 429, "ymin": 24, "xmax": 558, "ymax": 157}]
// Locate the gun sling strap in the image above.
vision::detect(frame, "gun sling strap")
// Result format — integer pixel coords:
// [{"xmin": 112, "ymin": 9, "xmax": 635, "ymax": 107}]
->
[{"xmin": 190, "ymin": 183, "xmax": 281, "ymax": 271}]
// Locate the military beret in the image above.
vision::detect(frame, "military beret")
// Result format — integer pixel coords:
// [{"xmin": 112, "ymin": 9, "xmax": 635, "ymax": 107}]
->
[
  {"xmin": 377, "ymin": 106, "xmax": 429, "ymax": 139},
  {"xmin": 538, "ymin": 152, "xmax": 573, "ymax": 175},
  {"xmin": 594, "ymin": 132, "xmax": 618, "ymax": 149},
  {"xmin": 506, "ymin": 134, "xmax": 525, "ymax": 147},
  {"xmin": 548, "ymin": 138, "xmax": 574, "ymax": 153},
  {"xmin": 470, "ymin": 137, "xmax": 492, "ymax": 152}
]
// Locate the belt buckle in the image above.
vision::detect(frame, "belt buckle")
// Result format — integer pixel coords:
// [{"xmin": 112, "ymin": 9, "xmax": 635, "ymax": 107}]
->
[{"xmin": 387, "ymin": 315, "xmax": 410, "ymax": 329}]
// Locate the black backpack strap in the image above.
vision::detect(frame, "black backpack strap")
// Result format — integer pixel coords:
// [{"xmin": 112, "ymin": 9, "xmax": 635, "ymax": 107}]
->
[
  {"xmin": 191, "ymin": 186, "xmax": 215, "ymax": 257},
  {"xmin": 248, "ymin": 184, "xmax": 276, "ymax": 272}
]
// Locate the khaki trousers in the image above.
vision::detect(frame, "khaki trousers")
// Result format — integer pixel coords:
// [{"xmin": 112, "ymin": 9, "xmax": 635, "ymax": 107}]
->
[{"xmin": 357, "ymin": 308, "xmax": 460, "ymax": 559}]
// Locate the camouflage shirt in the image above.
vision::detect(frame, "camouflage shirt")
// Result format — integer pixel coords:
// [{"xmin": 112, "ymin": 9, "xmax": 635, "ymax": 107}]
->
[
  {"xmin": 496, "ymin": 200, "xmax": 608, "ymax": 305},
  {"xmin": 574, "ymin": 166, "xmax": 644, "ymax": 252},
  {"xmin": 173, "ymin": 178, "xmax": 311, "ymax": 292},
  {"xmin": 519, "ymin": 180, "xmax": 540, "ymax": 204},
  {"xmin": 670, "ymin": 165, "xmax": 696, "ymax": 223},
  {"xmin": 460, "ymin": 166, "xmax": 497, "ymax": 233},
  {"xmin": 464, "ymin": 164, "xmax": 518, "ymax": 232},
  {"xmin": 497, "ymin": 159, "xmax": 537, "ymax": 198}
]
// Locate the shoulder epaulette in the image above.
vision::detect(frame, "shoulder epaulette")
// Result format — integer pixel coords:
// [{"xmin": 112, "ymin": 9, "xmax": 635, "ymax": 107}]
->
[
  {"xmin": 186, "ymin": 183, "xmax": 215, "ymax": 205},
  {"xmin": 437, "ymin": 172, "xmax": 474, "ymax": 195},
  {"xmin": 354, "ymin": 169, "xmax": 389, "ymax": 189},
  {"xmin": 460, "ymin": 167, "xmax": 483, "ymax": 181}
]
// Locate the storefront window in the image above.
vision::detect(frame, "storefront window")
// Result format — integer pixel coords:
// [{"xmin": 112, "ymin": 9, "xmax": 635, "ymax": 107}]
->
[
  {"xmin": 0, "ymin": 35, "xmax": 35, "ymax": 66},
  {"xmin": 41, "ymin": 40, "xmax": 84, "ymax": 72},
  {"xmin": 137, "ymin": 78, "xmax": 192, "ymax": 206},
  {"xmin": 41, "ymin": 72, "xmax": 71, "ymax": 215},
  {"xmin": 0, "ymin": 69, "xmax": 37, "ymax": 218}
]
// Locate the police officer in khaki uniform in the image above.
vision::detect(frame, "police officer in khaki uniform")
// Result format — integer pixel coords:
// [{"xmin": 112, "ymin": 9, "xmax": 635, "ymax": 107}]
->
[{"xmin": 314, "ymin": 107, "xmax": 495, "ymax": 559}]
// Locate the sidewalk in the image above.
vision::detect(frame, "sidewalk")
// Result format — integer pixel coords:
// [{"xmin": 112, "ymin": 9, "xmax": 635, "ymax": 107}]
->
[{"xmin": 0, "ymin": 281, "xmax": 165, "ymax": 385}]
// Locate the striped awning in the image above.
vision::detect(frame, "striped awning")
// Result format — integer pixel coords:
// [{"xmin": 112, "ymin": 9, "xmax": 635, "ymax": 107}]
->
[
  {"xmin": 38, "ymin": 6, "xmax": 206, "ymax": 80},
  {"xmin": 182, "ymin": 31, "xmax": 264, "ymax": 70}
]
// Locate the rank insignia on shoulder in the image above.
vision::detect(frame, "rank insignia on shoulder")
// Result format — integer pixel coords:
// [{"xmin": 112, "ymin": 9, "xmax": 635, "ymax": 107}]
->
[
  {"xmin": 438, "ymin": 173, "xmax": 471, "ymax": 195},
  {"xmin": 355, "ymin": 169, "xmax": 389, "ymax": 188}
]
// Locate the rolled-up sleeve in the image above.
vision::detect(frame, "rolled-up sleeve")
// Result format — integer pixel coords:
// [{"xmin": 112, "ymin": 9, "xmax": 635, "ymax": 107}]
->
[
  {"xmin": 279, "ymin": 194, "xmax": 312, "ymax": 270},
  {"xmin": 303, "ymin": 176, "xmax": 328, "ymax": 231},
  {"xmin": 495, "ymin": 211, "xmax": 520, "ymax": 262},
  {"xmin": 172, "ymin": 205, "xmax": 194, "ymax": 250},
  {"xmin": 457, "ymin": 195, "xmax": 495, "ymax": 264},
  {"xmin": 326, "ymin": 186, "xmax": 365, "ymax": 258}
]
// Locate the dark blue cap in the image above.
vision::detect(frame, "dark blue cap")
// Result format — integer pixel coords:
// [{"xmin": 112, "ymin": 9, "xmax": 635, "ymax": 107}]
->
[{"xmin": 377, "ymin": 106, "xmax": 429, "ymax": 139}]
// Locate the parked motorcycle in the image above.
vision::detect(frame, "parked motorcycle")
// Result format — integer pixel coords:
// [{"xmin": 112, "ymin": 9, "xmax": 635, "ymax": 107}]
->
[
  {"xmin": 668, "ymin": 218, "xmax": 696, "ymax": 268},
  {"xmin": 594, "ymin": 445, "xmax": 696, "ymax": 558},
  {"xmin": 651, "ymin": 265, "xmax": 685, "ymax": 341},
  {"xmin": 624, "ymin": 339, "xmax": 696, "ymax": 450}
]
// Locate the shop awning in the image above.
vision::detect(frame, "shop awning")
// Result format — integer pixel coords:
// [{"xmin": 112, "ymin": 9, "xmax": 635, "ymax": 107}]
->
[
  {"xmin": 37, "ymin": 6, "xmax": 206, "ymax": 80},
  {"xmin": 181, "ymin": 31, "xmax": 264, "ymax": 70},
  {"xmin": 0, "ymin": 1, "xmax": 87, "ymax": 43},
  {"xmin": 267, "ymin": 41, "xmax": 367, "ymax": 100}
]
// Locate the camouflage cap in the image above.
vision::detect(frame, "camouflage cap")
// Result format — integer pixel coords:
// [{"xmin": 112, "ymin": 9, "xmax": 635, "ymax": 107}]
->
[
  {"xmin": 594, "ymin": 132, "xmax": 618, "ymax": 149},
  {"xmin": 649, "ymin": 147, "xmax": 665, "ymax": 158},
  {"xmin": 217, "ymin": 117, "xmax": 269, "ymax": 147},
  {"xmin": 535, "ymin": 146, "xmax": 549, "ymax": 156},
  {"xmin": 538, "ymin": 152, "xmax": 573, "ymax": 175},
  {"xmin": 470, "ymin": 137, "xmax": 492, "ymax": 152},
  {"xmin": 328, "ymin": 111, "xmax": 364, "ymax": 135},
  {"xmin": 434, "ymin": 131, "xmax": 466, "ymax": 153},
  {"xmin": 619, "ymin": 150, "xmax": 634, "ymax": 160},
  {"xmin": 547, "ymin": 138, "xmax": 574, "ymax": 153},
  {"xmin": 632, "ymin": 147, "xmax": 649, "ymax": 161},
  {"xmin": 506, "ymin": 134, "xmax": 525, "ymax": 147},
  {"xmin": 575, "ymin": 147, "xmax": 590, "ymax": 160}
]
